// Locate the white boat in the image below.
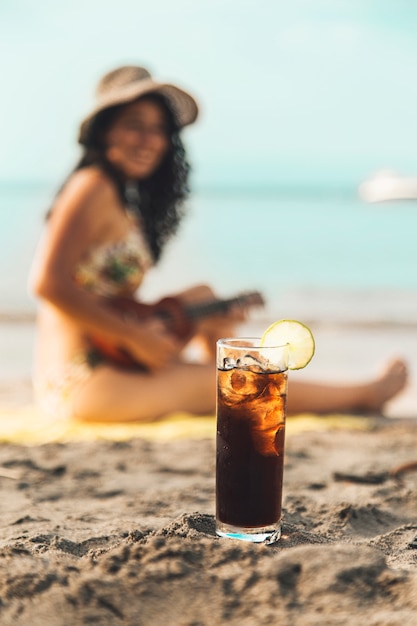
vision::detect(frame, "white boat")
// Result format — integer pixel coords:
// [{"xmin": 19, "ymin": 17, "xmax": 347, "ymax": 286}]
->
[{"xmin": 358, "ymin": 169, "xmax": 417, "ymax": 203}]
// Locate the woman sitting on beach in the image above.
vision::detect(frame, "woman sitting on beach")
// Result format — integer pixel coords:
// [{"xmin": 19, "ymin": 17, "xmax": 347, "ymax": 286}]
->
[{"xmin": 29, "ymin": 64, "xmax": 408, "ymax": 422}]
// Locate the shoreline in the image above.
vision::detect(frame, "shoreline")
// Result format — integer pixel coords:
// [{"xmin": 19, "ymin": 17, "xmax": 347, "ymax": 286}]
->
[{"xmin": 6, "ymin": 310, "xmax": 417, "ymax": 329}]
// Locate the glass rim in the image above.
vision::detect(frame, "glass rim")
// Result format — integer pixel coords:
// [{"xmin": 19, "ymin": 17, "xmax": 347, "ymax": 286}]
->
[{"xmin": 216, "ymin": 337, "xmax": 288, "ymax": 349}]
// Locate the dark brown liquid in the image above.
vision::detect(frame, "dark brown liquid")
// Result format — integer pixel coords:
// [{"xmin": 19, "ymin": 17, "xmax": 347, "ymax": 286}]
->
[{"xmin": 216, "ymin": 367, "xmax": 287, "ymax": 528}]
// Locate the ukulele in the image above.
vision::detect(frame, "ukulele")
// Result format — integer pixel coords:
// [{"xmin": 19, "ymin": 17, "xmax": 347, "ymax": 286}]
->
[{"xmin": 91, "ymin": 290, "xmax": 265, "ymax": 368}]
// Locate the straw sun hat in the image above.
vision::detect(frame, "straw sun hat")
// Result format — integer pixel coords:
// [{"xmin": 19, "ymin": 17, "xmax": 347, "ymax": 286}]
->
[{"xmin": 78, "ymin": 65, "xmax": 199, "ymax": 145}]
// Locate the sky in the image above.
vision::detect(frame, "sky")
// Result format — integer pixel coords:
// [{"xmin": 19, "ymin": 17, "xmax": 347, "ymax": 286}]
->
[{"xmin": 2, "ymin": 0, "xmax": 417, "ymax": 188}]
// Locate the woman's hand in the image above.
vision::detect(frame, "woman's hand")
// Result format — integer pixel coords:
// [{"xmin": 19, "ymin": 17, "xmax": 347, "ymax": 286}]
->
[
  {"xmin": 195, "ymin": 310, "xmax": 243, "ymax": 360},
  {"xmin": 174, "ymin": 284, "xmax": 247, "ymax": 361},
  {"xmin": 124, "ymin": 317, "xmax": 182, "ymax": 372}
]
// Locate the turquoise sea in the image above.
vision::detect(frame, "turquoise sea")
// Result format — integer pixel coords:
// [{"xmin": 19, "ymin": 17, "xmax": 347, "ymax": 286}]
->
[{"xmin": 2, "ymin": 180, "xmax": 417, "ymax": 325}]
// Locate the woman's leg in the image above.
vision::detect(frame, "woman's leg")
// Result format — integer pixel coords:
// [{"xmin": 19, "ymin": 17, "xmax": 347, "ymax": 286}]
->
[
  {"xmin": 73, "ymin": 361, "xmax": 216, "ymax": 422},
  {"xmin": 72, "ymin": 357, "xmax": 408, "ymax": 423},
  {"xmin": 287, "ymin": 358, "xmax": 408, "ymax": 415}
]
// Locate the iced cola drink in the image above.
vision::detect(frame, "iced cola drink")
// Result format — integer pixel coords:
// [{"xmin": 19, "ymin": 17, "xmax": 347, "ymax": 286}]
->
[{"xmin": 216, "ymin": 338, "xmax": 288, "ymax": 543}]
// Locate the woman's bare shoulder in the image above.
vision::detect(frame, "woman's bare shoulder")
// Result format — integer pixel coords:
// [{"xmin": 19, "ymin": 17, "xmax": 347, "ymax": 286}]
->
[
  {"xmin": 64, "ymin": 167, "xmax": 120, "ymax": 205},
  {"xmin": 51, "ymin": 167, "xmax": 123, "ymax": 228}
]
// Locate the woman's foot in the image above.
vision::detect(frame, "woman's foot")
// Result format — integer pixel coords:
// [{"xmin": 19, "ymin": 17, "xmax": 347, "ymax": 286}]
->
[{"xmin": 362, "ymin": 358, "xmax": 408, "ymax": 413}]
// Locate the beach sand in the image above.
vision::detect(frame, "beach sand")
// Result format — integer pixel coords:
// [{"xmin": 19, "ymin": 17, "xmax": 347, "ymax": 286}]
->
[
  {"xmin": 0, "ymin": 421, "xmax": 417, "ymax": 625},
  {"xmin": 1, "ymin": 318, "xmax": 417, "ymax": 624}
]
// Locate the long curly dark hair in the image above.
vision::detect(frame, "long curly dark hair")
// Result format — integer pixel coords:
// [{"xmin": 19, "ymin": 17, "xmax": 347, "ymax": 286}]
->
[{"xmin": 56, "ymin": 93, "xmax": 191, "ymax": 263}]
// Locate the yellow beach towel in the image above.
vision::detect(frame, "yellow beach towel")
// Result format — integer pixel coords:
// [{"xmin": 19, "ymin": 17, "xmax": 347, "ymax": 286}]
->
[{"xmin": 0, "ymin": 404, "xmax": 375, "ymax": 446}]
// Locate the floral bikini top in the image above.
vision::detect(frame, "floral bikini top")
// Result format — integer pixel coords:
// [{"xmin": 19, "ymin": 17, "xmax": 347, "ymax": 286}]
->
[{"xmin": 73, "ymin": 217, "xmax": 153, "ymax": 297}]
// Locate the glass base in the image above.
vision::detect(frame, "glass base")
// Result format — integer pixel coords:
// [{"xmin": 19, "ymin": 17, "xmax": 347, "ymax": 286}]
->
[{"xmin": 216, "ymin": 520, "xmax": 281, "ymax": 545}]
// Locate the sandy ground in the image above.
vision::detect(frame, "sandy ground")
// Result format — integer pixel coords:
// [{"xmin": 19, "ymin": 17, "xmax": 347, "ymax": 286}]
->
[
  {"xmin": 1, "ymin": 319, "xmax": 417, "ymax": 624},
  {"xmin": 0, "ymin": 421, "xmax": 416, "ymax": 625}
]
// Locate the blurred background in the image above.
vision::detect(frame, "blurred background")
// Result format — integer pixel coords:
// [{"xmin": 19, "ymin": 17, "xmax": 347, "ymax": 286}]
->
[{"xmin": 2, "ymin": 0, "xmax": 417, "ymax": 412}]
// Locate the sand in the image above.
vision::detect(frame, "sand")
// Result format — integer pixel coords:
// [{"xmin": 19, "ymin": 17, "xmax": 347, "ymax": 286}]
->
[
  {"xmin": 1, "ymin": 318, "xmax": 417, "ymax": 624},
  {"xmin": 0, "ymin": 419, "xmax": 416, "ymax": 625}
]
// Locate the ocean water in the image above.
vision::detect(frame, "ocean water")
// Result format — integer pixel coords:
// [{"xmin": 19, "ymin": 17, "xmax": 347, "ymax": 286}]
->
[{"xmin": 2, "ymin": 181, "xmax": 417, "ymax": 325}]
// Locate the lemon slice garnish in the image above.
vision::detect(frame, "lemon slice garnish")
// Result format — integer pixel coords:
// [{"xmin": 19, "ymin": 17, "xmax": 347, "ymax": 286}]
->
[{"xmin": 260, "ymin": 319, "xmax": 315, "ymax": 370}]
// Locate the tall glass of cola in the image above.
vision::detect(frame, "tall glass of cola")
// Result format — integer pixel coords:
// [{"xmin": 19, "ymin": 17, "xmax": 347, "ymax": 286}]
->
[{"xmin": 216, "ymin": 337, "xmax": 289, "ymax": 544}]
